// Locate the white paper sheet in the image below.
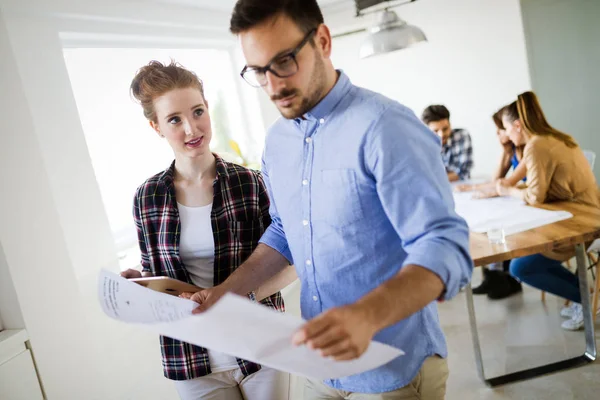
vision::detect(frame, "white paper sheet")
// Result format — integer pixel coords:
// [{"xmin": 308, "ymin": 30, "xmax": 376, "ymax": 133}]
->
[
  {"xmin": 453, "ymin": 192, "xmax": 572, "ymax": 235},
  {"xmin": 99, "ymin": 270, "xmax": 404, "ymax": 380}
]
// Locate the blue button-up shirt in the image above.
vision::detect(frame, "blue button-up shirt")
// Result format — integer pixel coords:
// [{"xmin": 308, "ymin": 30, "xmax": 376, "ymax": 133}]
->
[{"xmin": 259, "ymin": 72, "xmax": 472, "ymax": 393}]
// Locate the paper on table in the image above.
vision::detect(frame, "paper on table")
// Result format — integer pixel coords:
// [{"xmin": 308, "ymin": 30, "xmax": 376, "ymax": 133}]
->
[
  {"xmin": 453, "ymin": 192, "xmax": 572, "ymax": 235},
  {"xmin": 99, "ymin": 270, "xmax": 403, "ymax": 380},
  {"xmin": 492, "ymin": 209, "xmax": 572, "ymax": 236},
  {"xmin": 453, "ymin": 192, "xmax": 524, "ymax": 229}
]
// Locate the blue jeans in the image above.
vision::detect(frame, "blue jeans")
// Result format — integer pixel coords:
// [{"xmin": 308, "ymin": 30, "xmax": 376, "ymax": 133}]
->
[{"xmin": 509, "ymin": 254, "xmax": 581, "ymax": 303}]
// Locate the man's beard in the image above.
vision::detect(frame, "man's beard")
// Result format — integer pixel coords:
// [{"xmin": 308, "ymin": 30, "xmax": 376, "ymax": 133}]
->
[{"xmin": 272, "ymin": 55, "xmax": 327, "ymax": 120}]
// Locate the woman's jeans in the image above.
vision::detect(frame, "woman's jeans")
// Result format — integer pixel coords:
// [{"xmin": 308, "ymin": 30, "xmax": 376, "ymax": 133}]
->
[{"xmin": 510, "ymin": 254, "xmax": 581, "ymax": 303}]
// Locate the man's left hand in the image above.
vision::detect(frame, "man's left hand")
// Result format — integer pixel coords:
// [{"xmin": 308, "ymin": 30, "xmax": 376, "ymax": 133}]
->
[
  {"xmin": 291, "ymin": 304, "xmax": 378, "ymax": 361},
  {"xmin": 180, "ymin": 285, "xmax": 227, "ymax": 314}
]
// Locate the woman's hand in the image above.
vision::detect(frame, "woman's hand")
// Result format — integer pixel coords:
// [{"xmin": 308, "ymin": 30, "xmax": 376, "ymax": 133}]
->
[
  {"xmin": 495, "ymin": 179, "xmax": 512, "ymax": 196},
  {"xmin": 502, "ymin": 142, "xmax": 514, "ymax": 155},
  {"xmin": 120, "ymin": 269, "xmax": 142, "ymax": 279},
  {"xmin": 472, "ymin": 190, "xmax": 498, "ymax": 199},
  {"xmin": 454, "ymin": 184, "xmax": 474, "ymax": 192}
]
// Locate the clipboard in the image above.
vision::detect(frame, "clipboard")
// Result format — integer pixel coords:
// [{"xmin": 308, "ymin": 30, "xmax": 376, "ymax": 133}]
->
[{"xmin": 130, "ymin": 276, "xmax": 202, "ymax": 296}]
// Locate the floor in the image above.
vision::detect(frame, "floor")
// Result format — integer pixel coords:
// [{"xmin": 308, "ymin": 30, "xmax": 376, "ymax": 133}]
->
[{"xmin": 437, "ymin": 270, "xmax": 600, "ymax": 400}]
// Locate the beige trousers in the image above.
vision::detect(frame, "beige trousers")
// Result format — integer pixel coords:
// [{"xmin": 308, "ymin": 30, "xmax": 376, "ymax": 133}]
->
[{"xmin": 304, "ymin": 356, "xmax": 449, "ymax": 400}]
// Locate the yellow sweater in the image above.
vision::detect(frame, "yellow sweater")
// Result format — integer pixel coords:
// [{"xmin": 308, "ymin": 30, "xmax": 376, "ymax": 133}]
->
[{"xmin": 521, "ymin": 135, "xmax": 599, "ymax": 260}]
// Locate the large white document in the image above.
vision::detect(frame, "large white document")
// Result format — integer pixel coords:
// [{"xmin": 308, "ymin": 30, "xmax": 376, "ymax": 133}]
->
[
  {"xmin": 99, "ymin": 270, "xmax": 404, "ymax": 380},
  {"xmin": 453, "ymin": 192, "xmax": 572, "ymax": 235}
]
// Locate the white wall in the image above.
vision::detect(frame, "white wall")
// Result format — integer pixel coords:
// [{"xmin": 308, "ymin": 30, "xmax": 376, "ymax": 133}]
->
[
  {"xmin": 0, "ymin": 9, "xmax": 107, "ymax": 398},
  {"xmin": 0, "ymin": 1, "xmax": 236, "ymax": 398},
  {"xmin": 305, "ymin": 0, "xmax": 531, "ymax": 178},
  {"xmin": 0, "ymin": 244, "xmax": 26, "ymax": 331},
  {"xmin": 520, "ymin": 0, "xmax": 600, "ymax": 180}
]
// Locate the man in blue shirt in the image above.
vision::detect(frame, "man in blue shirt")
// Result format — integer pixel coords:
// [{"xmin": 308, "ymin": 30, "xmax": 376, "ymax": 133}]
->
[{"xmin": 190, "ymin": 0, "xmax": 473, "ymax": 398}]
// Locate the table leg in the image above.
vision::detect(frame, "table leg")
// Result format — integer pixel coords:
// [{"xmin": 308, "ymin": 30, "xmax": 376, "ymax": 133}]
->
[
  {"xmin": 575, "ymin": 243, "xmax": 597, "ymax": 360},
  {"xmin": 465, "ymin": 248, "xmax": 596, "ymax": 387},
  {"xmin": 465, "ymin": 284, "xmax": 486, "ymax": 381}
]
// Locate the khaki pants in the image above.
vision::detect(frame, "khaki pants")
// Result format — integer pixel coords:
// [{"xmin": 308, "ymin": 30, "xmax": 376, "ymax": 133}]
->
[{"xmin": 304, "ymin": 356, "xmax": 449, "ymax": 400}]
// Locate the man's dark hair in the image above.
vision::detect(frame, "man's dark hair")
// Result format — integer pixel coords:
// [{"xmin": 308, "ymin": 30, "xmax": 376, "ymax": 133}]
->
[
  {"xmin": 421, "ymin": 105, "xmax": 451, "ymax": 125},
  {"xmin": 230, "ymin": 0, "xmax": 324, "ymax": 35}
]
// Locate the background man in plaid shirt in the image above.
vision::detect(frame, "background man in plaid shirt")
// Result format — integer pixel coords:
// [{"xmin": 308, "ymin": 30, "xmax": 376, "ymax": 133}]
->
[{"xmin": 422, "ymin": 105, "xmax": 474, "ymax": 182}]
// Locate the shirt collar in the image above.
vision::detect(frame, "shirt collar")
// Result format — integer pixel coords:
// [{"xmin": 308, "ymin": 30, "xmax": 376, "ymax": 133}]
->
[
  {"xmin": 214, "ymin": 154, "xmax": 230, "ymax": 181},
  {"xmin": 160, "ymin": 160, "xmax": 176, "ymax": 188},
  {"xmin": 298, "ymin": 70, "xmax": 351, "ymax": 123}
]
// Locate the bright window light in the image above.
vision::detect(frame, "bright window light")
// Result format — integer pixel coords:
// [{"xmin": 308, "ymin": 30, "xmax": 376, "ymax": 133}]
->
[{"xmin": 63, "ymin": 48, "xmax": 253, "ymax": 267}]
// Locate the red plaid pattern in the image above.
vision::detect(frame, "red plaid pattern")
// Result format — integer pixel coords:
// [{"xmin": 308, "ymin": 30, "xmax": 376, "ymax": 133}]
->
[{"xmin": 133, "ymin": 155, "xmax": 284, "ymax": 380}]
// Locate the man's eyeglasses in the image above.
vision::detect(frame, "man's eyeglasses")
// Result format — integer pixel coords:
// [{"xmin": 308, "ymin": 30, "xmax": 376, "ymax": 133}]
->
[{"xmin": 240, "ymin": 29, "xmax": 317, "ymax": 88}]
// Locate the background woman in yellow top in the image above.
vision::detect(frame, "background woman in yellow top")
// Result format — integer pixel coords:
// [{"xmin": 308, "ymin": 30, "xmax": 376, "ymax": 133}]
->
[
  {"xmin": 460, "ymin": 107, "xmax": 526, "ymax": 299},
  {"xmin": 497, "ymin": 91, "xmax": 599, "ymax": 331}
]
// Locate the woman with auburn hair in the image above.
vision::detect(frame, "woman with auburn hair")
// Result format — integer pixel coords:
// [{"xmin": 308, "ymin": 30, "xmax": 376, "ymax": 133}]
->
[
  {"xmin": 457, "ymin": 107, "xmax": 525, "ymax": 299},
  {"xmin": 497, "ymin": 91, "xmax": 600, "ymax": 330},
  {"xmin": 120, "ymin": 60, "xmax": 293, "ymax": 399},
  {"xmin": 456, "ymin": 106, "xmax": 526, "ymax": 198}
]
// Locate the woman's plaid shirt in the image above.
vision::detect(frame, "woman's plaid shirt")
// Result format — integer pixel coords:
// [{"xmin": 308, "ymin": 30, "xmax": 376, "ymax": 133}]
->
[{"xmin": 133, "ymin": 155, "xmax": 284, "ymax": 380}]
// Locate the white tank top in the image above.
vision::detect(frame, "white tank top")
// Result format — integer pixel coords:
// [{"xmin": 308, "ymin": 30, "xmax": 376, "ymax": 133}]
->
[{"xmin": 177, "ymin": 202, "xmax": 238, "ymax": 373}]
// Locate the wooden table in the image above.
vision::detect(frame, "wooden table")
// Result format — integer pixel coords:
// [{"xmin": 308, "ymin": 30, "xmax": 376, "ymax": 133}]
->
[{"xmin": 466, "ymin": 201, "xmax": 600, "ymax": 386}]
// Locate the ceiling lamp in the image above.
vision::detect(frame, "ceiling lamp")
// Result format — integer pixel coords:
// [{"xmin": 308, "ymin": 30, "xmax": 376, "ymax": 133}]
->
[{"xmin": 359, "ymin": 9, "xmax": 427, "ymax": 59}]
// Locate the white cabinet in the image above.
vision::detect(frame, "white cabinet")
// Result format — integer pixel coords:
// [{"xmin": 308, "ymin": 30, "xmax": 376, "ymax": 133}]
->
[{"xmin": 0, "ymin": 330, "xmax": 44, "ymax": 400}]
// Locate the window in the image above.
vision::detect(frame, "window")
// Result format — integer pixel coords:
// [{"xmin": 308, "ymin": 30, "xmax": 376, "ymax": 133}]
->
[{"xmin": 63, "ymin": 48, "xmax": 257, "ymax": 268}]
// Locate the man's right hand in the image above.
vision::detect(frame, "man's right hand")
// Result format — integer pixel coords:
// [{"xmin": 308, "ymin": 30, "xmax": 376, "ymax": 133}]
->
[
  {"xmin": 181, "ymin": 285, "xmax": 228, "ymax": 314},
  {"xmin": 120, "ymin": 269, "xmax": 142, "ymax": 279}
]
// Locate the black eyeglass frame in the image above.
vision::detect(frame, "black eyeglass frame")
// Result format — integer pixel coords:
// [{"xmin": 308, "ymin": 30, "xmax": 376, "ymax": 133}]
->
[{"xmin": 240, "ymin": 28, "xmax": 318, "ymax": 87}]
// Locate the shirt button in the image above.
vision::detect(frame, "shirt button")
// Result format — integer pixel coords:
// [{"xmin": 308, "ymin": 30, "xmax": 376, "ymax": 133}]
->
[
  {"xmin": 302, "ymin": 179, "xmax": 309, "ymax": 186},
  {"xmin": 312, "ymin": 295, "xmax": 318, "ymax": 302},
  {"xmin": 306, "ymin": 260, "xmax": 312, "ymax": 266},
  {"xmin": 305, "ymin": 137, "xmax": 312, "ymax": 144},
  {"xmin": 319, "ymin": 118, "xmax": 325, "ymax": 124},
  {"xmin": 302, "ymin": 220, "xmax": 309, "ymax": 226}
]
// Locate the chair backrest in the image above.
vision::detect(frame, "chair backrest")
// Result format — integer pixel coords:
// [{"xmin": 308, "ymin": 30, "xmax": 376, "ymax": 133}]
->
[
  {"xmin": 588, "ymin": 238, "xmax": 600, "ymax": 253},
  {"xmin": 583, "ymin": 149, "xmax": 596, "ymax": 169}
]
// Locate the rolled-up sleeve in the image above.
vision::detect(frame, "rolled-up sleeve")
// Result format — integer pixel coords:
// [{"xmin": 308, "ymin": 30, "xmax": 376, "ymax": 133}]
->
[
  {"xmin": 367, "ymin": 107, "xmax": 473, "ymax": 300},
  {"xmin": 258, "ymin": 154, "xmax": 294, "ymax": 264}
]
